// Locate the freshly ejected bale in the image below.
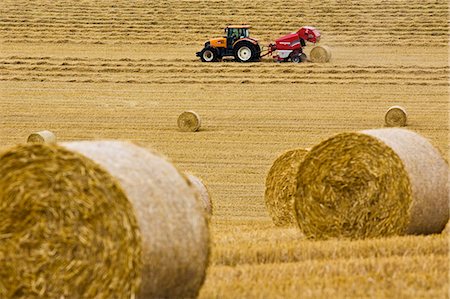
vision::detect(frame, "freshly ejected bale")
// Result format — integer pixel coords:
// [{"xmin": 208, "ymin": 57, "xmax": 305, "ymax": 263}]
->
[
  {"xmin": 0, "ymin": 141, "xmax": 210, "ymax": 299},
  {"xmin": 178, "ymin": 110, "xmax": 201, "ymax": 132},
  {"xmin": 0, "ymin": 143, "xmax": 141, "ymax": 299},
  {"xmin": 27, "ymin": 130, "xmax": 56, "ymax": 144},
  {"xmin": 62, "ymin": 141, "xmax": 209, "ymax": 299},
  {"xmin": 265, "ymin": 148, "xmax": 309, "ymax": 226},
  {"xmin": 295, "ymin": 128, "xmax": 449, "ymax": 240},
  {"xmin": 186, "ymin": 173, "xmax": 213, "ymax": 215},
  {"xmin": 385, "ymin": 105, "xmax": 408, "ymax": 127},
  {"xmin": 309, "ymin": 45, "xmax": 332, "ymax": 63}
]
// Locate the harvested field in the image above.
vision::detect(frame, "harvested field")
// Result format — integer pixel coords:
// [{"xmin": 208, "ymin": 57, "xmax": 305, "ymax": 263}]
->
[{"xmin": 0, "ymin": 0, "xmax": 448, "ymax": 298}]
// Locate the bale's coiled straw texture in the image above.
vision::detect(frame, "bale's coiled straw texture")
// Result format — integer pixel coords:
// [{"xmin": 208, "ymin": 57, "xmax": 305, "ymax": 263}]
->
[
  {"xmin": 385, "ymin": 106, "xmax": 407, "ymax": 127},
  {"xmin": 27, "ymin": 130, "xmax": 56, "ymax": 144},
  {"xmin": 186, "ymin": 173, "xmax": 213, "ymax": 215},
  {"xmin": 62, "ymin": 141, "xmax": 209, "ymax": 299},
  {"xmin": 178, "ymin": 110, "xmax": 201, "ymax": 132},
  {"xmin": 265, "ymin": 149, "xmax": 309, "ymax": 226},
  {"xmin": 0, "ymin": 144, "xmax": 141, "ymax": 298},
  {"xmin": 295, "ymin": 128, "xmax": 449, "ymax": 240},
  {"xmin": 309, "ymin": 45, "xmax": 332, "ymax": 63}
]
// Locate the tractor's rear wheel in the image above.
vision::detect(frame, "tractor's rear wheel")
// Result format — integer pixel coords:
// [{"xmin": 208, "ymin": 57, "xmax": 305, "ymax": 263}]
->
[
  {"xmin": 234, "ymin": 41, "xmax": 257, "ymax": 62},
  {"xmin": 253, "ymin": 44, "xmax": 261, "ymax": 61},
  {"xmin": 200, "ymin": 47, "xmax": 219, "ymax": 62}
]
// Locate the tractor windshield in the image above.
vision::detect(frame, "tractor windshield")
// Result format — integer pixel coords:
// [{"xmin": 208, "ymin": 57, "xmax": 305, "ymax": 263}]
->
[{"xmin": 228, "ymin": 28, "xmax": 249, "ymax": 39}]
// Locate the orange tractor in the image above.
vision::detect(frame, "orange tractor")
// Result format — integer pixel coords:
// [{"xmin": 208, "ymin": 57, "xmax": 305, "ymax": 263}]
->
[
  {"xmin": 196, "ymin": 25, "xmax": 322, "ymax": 63},
  {"xmin": 197, "ymin": 25, "xmax": 261, "ymax": 62}
]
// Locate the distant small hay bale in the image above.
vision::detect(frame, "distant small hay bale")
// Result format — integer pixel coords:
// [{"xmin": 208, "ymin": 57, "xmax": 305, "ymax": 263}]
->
[
  {"xmin": 295, "ymin": 128, "xmax": 449, "ymax": 240},
  {"xmin": 178, "ymin": 110, "xmax": 201, "ymax": 132},
  {"xmin": 0, "ymin": 141, "xmax": 209, "ymax": 299},
  {"xmin": 385, "ymin": 106, "xmax": 408, "ymax": 127},
  {"xmin": 27, "ymin": 130, "xmax": 56, "ymax": 144},
  {"xmin": 265, "ymin": 148, "xmax": 309, "ymax": 226},
  {"xmin": 309, "ymin": 45, "xmax": 332, "ymax": 63},
  {"xmin": 186, "ymin": 173, "xmax": 213, "ymax": 215}
]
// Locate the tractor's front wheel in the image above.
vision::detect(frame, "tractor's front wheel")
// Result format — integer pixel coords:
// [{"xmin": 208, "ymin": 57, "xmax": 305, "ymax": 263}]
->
[
  {"xmin": 200, "ymin": 47, "xmax": 219, "ymax": 62},
  {"xmin": 234, "ymin": 41, "xmax": 257, "ymax": 62}
]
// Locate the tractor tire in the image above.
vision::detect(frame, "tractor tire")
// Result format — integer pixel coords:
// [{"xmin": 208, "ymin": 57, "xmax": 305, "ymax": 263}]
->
[
  {"xmin": 252, "ymin": 44, "xmax": 261, "ymax": 61},
  {"xmin": 200, "ymin": 47, "xmax": 219, "ymax": 62},
  {"xmin": 234, "ymin": 41, "xmax": 257, "ymax": 62}
]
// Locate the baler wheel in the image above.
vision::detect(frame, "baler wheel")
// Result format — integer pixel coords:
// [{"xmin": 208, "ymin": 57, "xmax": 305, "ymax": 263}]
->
[
  {"xmin": 291, "ymin": 53, "xmax": 307, "ymax": 63},
  {"xmin": 291, "ymin": 55, "xmax": 301, "ymax": 63}
]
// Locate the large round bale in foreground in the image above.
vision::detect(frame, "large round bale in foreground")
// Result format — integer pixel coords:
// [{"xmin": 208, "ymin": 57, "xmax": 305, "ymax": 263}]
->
[
  {"xmin": 178, "ymin": 110, "xmax": 201, "ymax": 132},
  {"xmin": 0, "ymin": 143, "xmax": 141, "ymax": 298},
  {"xmin": 265, "ymin": 148, "xmax": 309, "ymax": 226},
  {"xmin": 385, "ymin": 105, "xmax": 408, "ymax": 127},
  {"xmin": 295, "ymin": 128, "xmax": 449, "ymax": 240},
  {"xmin": 27, "ymin": 130, "xmax": 56, "ymax": 144},
  {"xmin": 62, "ymin": 141, "xmax": 209, "ymax": 299},
  {"xmin": 186, "ymin": 173, "xmax": 213, "ymax": 216},
  {"xmin": 309, "ymin": 45, "xmax": 332, "ymax": 63}
]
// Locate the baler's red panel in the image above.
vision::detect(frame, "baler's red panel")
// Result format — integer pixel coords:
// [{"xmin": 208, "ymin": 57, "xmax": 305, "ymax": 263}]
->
[{"xmin": 275, "ymin": 32, "xmax": 301, "ymax": 50}]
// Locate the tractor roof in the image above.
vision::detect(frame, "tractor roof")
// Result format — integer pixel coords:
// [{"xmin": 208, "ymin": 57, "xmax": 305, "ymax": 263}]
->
[{"xmin": 225, "ymin": 25, "xmax": 251, "ymax": 29}]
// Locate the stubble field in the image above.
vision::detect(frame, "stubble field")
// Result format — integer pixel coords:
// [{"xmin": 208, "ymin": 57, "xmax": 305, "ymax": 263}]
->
[{"xmin": 0, "ymin": 0, "xmax": 448, "ymax": 298}]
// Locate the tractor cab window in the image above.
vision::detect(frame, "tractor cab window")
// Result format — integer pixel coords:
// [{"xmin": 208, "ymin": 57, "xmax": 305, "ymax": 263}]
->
[
  {"xmin": 227, "ymin": 28, "xmax": 249, "ymax": 40},
  {"xmin": 228, "ymin": 28, "xmax": 239, "ymax": 40},
  {"xmin": 239, "ymin": 28, "xmax": 249, "ymax": 38}
]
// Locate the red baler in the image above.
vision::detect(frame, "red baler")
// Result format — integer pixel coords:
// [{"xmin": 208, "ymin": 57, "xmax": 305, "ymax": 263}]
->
[{"xmin": 266, "ymin": 26, "xmax": 321, "ymax": 62}]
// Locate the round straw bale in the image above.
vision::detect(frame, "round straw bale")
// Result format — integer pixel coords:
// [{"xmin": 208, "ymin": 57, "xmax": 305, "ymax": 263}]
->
[
  {"xmin": 178, "ymin": 110, "xmax": 201, "ymax": 132},
  {"xmin": 0, "ymin": 143, "xmax": 141, "ymax": 298},
  {"xmin": 27, "ymin": 130, "xmax": 56, "ymax": 144},
  {"xmin": 385, "ymin": 105, "xmax": 407, "ymax": 127},
  {"xmin": 265, "ymin": 148, "xmax": 309, "ymax": 226},
  {"xmin": 186, "ymin": 173, "xmax": 213, "ymax": 215},
  {"xmin": 62, "ymin": 141, "xmax": 209, "ymax": 299},
  {"xmin": 309, "ymin": 45, "xmax": 332, "ymax": 63},
  {"xmin": 295, "ymin": 128, "xmax": 449, "ymax": 240}
]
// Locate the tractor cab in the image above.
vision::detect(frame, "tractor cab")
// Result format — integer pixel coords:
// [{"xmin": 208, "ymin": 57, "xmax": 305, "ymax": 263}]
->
[{"xmin": 225, "ymin": 25, "xmax": 250, "ymax": 48}]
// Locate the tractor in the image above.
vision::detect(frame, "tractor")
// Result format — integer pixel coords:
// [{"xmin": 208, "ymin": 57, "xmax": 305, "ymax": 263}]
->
[{"xmin": 196, "ymin": 25, "xmax": 261, "ymax": 62}]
